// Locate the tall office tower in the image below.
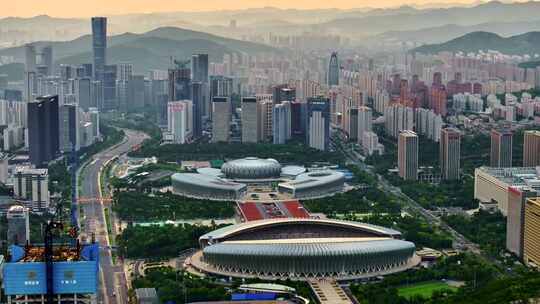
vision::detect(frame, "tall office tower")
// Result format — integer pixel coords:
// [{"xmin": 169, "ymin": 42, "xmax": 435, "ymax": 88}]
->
[
  {"xmin": 328, "ymin": 52, "xmax": 339, "ymax": 86},
  {"xmin": 191, "ymin": 82, "xmax": 204, "ymax": 138},
  {"xmin": 433, "ymin": 72, "xmax": 442, "ymax": 86},
  {"xmin": 348, "ymin": 108, "xmax": 359, "ymax": 141},
  {"xmin": 91, "ymin": 80, "xmax": 103, "ymax": 109},
  {"xmin": 256, "ymin": 95, "xmax": 274, "ymax": 142},
  {"xmin": 191, "ymin": 54, "xmax": 209, "ymax": 83},
  {"xmin": 357, "ymin": 106, "xmax": 372, "ymax": 144},
  {"xmin": 212, "ymin": 97, "xmax": 231, "ymax": 143},
  {"xmin": 209, "ymin": 75, "xmax": 233, "ymax": 118},
  {"xmin": 102, "ymin": 64, "xmax": 117, "ymax": 110},
  {"xmin": 398, "ymin": 130, "xmax": 418, "ymax": 181},
  {"xmin": 117, "ymin": 63, "xmax": 133, "ymax": 81},
  {"xmin": 60, "ymin": 103, "xmax": 80, "ymax": 152},
  {"xmin": 291, "ymin": 100, "xmax": 307, "ymax": 138},
  {"xmin": 307, "ymin": 97, "xmax": 330, "ymax": 151},
  {"xmin": 7, "ymin": 205, "xmax": 30, "ymax": 246},
  {"xmin": 80, "ymin": 63, "xmax": 93, "ymax": 78},
  {"xmin": 41, "ymin": 45, "xmax": 53, "ymax": 76},
  {"xmin": 91, "ymin": 17, "xmax": 107, "ymax": 82},
  {"xmin": 241, "ymin": 97, "xmax": 259, "ymax": 143},
  {"xmin": 24, "ymin": 71, "xmax": 37, "ymax": 102},
  {"xmin": 272, "ymin": 101, "xmax": 292, "ymax": 144},
  {"xmin": 24, "ymin": 44, "xmax": 37, "ymax": 72},
  {"xmin": 168, "ymin": 101, "xmax": 191, "ymax": 144},
  {"xmin": 128, "ymin": 75, "xmax": 145, "ymax": 110},
  {"xmin": 507, "ymin": 188, "xmax": 536, "ymax": 258},
  {"xmin": 524, "ymin": 198, "xmax": 540, "ymax": 266},
  {"xmin": 440, "ymin": 128, "xmax": 461, "ymax": 180},
  {"xmin": 75, "ymin": 77, "xmax": 91, "ymax": 110},
  {"xmin": 28, "ymin": 95, "xmax": 60, "ymax": 168},
  {"xmin": 13, "ymin": 168, "xmax": 50, "ymax": 212},
  {"xmin": 490, "ymin": 129, "xmax": 513, "ymax": 168},
  {"xmin": 272, "ymin": 84, "xmax": 296, "ymax": 104},
  {"xmin": 523, "ymin": 130, "xmax": 540, "ymax": 167},
  {"xmin": 168, "ymin": 66, "xmax": 191, "ymax": 102}
]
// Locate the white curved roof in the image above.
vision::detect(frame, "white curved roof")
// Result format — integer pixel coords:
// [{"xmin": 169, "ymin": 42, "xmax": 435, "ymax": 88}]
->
[
  {"xmin": 200, "ymin": 218, "xmax": 402, "ymax": 241},
  {"xmin": 281, "ymin": 165, "xmax": 307, "ymax": 176},
  {"xmin": 172, "ymin": 173, "xmax": 246, "ymax": 191},
  {"xmin": 278, "ymin": 171, "xmax": 345, "ymax": 190},
  {"xmin": 221, "ymin": 157, "xmax": 282, "ymax": 179}
]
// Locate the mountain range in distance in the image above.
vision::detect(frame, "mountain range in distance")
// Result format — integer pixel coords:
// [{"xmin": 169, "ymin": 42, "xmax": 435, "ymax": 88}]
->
[
  {"xmin": 0, "ymin": 26, "xmax": 280, "ymax": 79},
  {"xmin": 412, "ymin": 31, "xmax": 540, "ymax": 56}
]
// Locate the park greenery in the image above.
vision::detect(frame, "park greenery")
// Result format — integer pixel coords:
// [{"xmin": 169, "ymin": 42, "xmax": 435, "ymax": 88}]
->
[
  {"xmin": 116, "ymin": 224, "xmax": 217, "ymax": 259},
  {"xmin": 113, "ymin": 191, "xmax": 235, "ymax": 222},
  {"xmin": 443, "ymin": 210, "xmax": 506, "ymax": 257},
  {"xmin": 351, "ymin": 253, "xmax": 499, "ymax": 304},
  {"xmin": 132, "ymin": 267, "xmax": 229, "ymax": 303},
  {"xmin": 131, "ymin": 141, "xmax": 344, "ymax": 166}
]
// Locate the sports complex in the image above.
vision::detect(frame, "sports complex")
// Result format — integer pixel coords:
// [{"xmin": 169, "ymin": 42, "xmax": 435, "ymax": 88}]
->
[
  {"xmin": 187, "ymin": 218, "xmax": 420, "ymax": 280},
  {"xmin": 171, "ymin": 157, "xmax": 347, "ymax": 201}
]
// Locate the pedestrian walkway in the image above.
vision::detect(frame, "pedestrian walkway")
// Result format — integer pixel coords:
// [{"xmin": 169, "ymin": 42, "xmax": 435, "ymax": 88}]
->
[{"xmin": 308, "ymin": 279, "xmax": 353, "ymax": 304}]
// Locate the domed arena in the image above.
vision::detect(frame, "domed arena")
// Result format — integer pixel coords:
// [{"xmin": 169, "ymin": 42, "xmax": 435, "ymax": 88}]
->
[
  {"xmin": 221, "ymin": 157, "xmax": 282, "ymax": 179},
  {"xmin": 188, "ymin": 218, "xmax": 420, "ymax": 280}
]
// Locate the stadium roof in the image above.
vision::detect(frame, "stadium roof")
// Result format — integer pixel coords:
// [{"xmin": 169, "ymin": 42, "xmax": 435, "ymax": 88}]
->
[
  {"xmin": 200, "ymin": 218, "xmax": 402, "ymax": 242},
  {"xmin": 171, "ymin": 173, "xmax": 246, "ymax": 191},
  {"xmin": 278, "ymin": 171, "xmax": 345, "ymax": 190}
]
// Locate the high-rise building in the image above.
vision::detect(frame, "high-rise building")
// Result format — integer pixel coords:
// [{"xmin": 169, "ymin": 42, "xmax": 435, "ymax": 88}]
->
[
  {"xmin": 328, "ymin": 52, "xmax": 339, "ymax": 86},
  {"xmin": 209, "ymin": 76, "xmax": 233, "ymax": 119},
  {"xmin": 41, "ymin": 46, "xmax": 53, "ymax": 76},
  {"xmin": 13, "ymin": 168, "xmax": 50, "ymax": 212},
  {"xmin": 91, "ymin": 17, "xmax": 107, "ymax": 82},
  {"xmin": 75, "ymin": 77, "xmax": 92, "ymax": 111},
  {"xmin": 507, "ymin": 187, "xmax": 537, "ymax": 259},
  {"xmin": 357, "ymin": 106, "xmax": 372, "ymax": 144},
  {"xmin": 128, "ymin": 75, "xmax": 145, "ymax": 110},
  {"xmin": 102, "ymin": 64, "xmax": 117, "ymax": 110},
  {"xmin": 307, "ymin": 97, "xmax": 330, "ymax": 151},
  {"xmin": 398, "ymin": 130, "xmax": 418, "ymax": 181},
  {"xmin": 272, "ymin": 101, "xmax": 291, "ymax": 144},
  {"xmin": 60, "ymin": 103, "xmax": 80, "ymax": 152},
  {"xmin": 490, "ymin": 129, "xmax": 513, "ymax": 168},
  {"xmin": 523, "ymin": 130, "xmax": 540, "ymax": 167},
  {"xmin": 272, "ymin": 84, "xmax": 295, "ymax": 104},
  {"xmin": 212, "ymin": 97, "xmax": 231, "ymax": 143},
  {"xmin": 523, "ymin": 197, "xmax": 540, "ymax": 266},
  {"xmin": 192, "ymin": 54, "xmax": 209, "ymax": 83},
  {"xmin": 348, "ymin": 108, "xmax": 358, "ymax": 141},
  {"xmin": 168, "ymin": 66, "xmax": 191, "ymax": 102},
  {"xmin": 24, "ymin": 44, "xmax": 37, "ymax": 72},
  {"xmin": 241, "ymin": 97, "xmax": 259, "ymax": 143},
  {"xmin": 6, "ymin": 205, "xmax": 29, "ymax": 246},
  {"xmin": 28, "ymin": 95, "xmax": 59, "ymax": 168},
  {"xmin": 256, "ymin": 95, "xmax": 273, "ymax": 142},
  {"xmin": 168, "ymin": 101, "xmax": 191, "ymax": 144},
  {"xmin": 117, "ymin": 63, "xmax": 133, "ymax": 81},
  {"xmin": 440, "ymin": 128, "xmax": 461, "ymax": 180},
  {"xmin": 191, "ymin": 82, "xmax": 204, "ymax": 138}
]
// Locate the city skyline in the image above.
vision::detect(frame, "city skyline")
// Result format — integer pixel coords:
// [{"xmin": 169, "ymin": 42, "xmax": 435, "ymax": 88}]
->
[{"xmin": 2, "ymin": 0, "xmax": 513, "ymax": 17}]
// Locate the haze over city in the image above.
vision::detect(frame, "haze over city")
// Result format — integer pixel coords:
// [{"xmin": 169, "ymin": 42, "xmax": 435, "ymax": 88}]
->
[
  {"xmin": 0, "ymin": 0, "xmax": 540, "ymax": 304},
  {"xmin": 0, "ymin": 0, "xmax": 520, "ymax": 17}
]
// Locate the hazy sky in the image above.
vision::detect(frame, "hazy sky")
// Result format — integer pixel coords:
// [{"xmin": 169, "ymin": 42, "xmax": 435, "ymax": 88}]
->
[{"xmin": 6, "ymin": 0, "xmax": 480, "ymax": 17}]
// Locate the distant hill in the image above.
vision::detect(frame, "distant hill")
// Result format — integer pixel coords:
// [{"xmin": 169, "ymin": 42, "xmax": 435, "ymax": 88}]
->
[
  {"xmin": 368, "ymin": 20, "xmax": 540, "ymax": 45},
  {"xmin": 518, "ymin": 61, "xmax": 540, "ymax": 69},
  {"xmin": 412, "ymin": 31, "xmax": 540, "ymax": 55},
  {"xmin": 319, "ymin": 1, "xmax": 540, "ymax": 36},
  {"xmin": 0, "ymin": 27, "xmax": 279, "ymax": 74}
]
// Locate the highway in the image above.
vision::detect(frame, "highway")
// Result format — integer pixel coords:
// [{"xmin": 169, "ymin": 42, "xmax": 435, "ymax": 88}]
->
[
  {"xmin": 330, "ymin": 134, "xmax": 482, "ymax": 255},
  {"xmin": 78, "ymin": 129, "xmax": 148, "ymax": 304}
]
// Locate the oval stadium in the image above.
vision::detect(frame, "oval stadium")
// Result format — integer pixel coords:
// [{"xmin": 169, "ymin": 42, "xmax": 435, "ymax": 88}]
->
[{"xmin": 188, "ymin": 218, "xmax": 420, "ymax": 280}]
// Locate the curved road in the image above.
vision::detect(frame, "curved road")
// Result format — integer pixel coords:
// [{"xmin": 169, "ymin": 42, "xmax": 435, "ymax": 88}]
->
[{"xmin": 78, "ymin": 129, "xmax": 148, "ymax": 304}]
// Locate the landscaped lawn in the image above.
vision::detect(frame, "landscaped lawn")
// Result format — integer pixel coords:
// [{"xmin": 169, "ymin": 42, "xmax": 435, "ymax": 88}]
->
[{"xmin": 398, "ymin": 281, "xmax": 457, "ymax": 299}]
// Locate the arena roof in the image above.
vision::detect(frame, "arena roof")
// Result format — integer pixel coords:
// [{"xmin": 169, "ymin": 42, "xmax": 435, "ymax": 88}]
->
[
  {"xmin": 171, "ymin": 173, "xmax": 246, "ymax": 191},
  {"xmin": 221, "ymin": 157, "xmax": 282, "ymax": 179},
  {"xmin": 200, "ymin": 218, "xmax": 402, "ymax": 242},
  {"xmin": 278, "ymin": 171, "xmax": 345, "ymax": 190}
]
